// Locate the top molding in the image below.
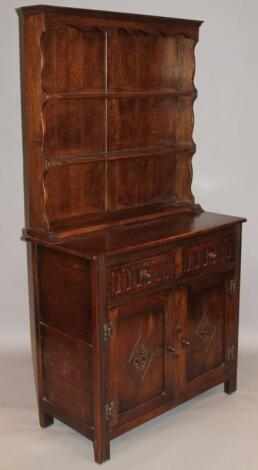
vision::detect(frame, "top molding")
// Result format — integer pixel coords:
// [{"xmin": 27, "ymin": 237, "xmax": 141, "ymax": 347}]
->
[{"xmin": 16, "ymin": 4, "xmax": 203, "ymax": 27}]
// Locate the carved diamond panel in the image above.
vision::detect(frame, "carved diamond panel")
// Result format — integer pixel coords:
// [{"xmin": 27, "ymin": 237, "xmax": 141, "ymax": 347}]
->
[
  {"xmin": 195, "ymin": 310, "xmax": 216, "ymax": 354},
  {"xmin": 127, "ymin": 335, "xmax": 153, "ymax": 383}
]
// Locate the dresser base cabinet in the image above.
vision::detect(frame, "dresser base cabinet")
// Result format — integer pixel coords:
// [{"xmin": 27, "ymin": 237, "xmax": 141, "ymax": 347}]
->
[
  {"xmin": 17, "ymin": 5, "xmax": 246, "ymax": 464},
  {"xmin": 25, "ymin": 220, "xmax": 244, "ymax": 463}
]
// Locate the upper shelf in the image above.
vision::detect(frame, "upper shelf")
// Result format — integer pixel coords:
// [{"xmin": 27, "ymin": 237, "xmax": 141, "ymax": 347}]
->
[
  {"xmin": 45, "ymin": 90, "xmax": 197, "ymax": 100},
  {"xmin": 41, "ymin": 26, "xmax": 197, "ymax": 95},
  {"xmin": 18, "ymin": 7, "xmax": 202, "ymax": 235}
]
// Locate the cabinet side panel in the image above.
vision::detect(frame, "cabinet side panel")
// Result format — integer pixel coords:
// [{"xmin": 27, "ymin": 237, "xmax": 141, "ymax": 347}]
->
[
  {"xmin": 42, "ymin": 325, "xmax": 93, "ymax": 431},
  {"xmin": 37, "ymin": 247, "xmax": 93, "ymax": 433},
  {"xmin": 18, "ymin": 13, "xmax": 46, "ymax": 230},
  {"xmin": 38, "ymin": 247, "xmax": 92, "ymax": 343}
]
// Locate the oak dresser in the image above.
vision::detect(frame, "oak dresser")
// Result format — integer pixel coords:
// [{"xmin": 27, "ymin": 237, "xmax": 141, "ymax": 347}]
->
[{"xmin": 17, "ymin": 5, "xmax": 246, "ymax": 463}]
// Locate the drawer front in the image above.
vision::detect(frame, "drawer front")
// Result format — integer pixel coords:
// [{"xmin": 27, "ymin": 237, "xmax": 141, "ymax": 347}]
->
[
  {"xmin": 183, "ymin": 235, "xmax": 234, "ymax": 276},
  {"xmin": 108, "ymin": 251, "xmax": 175, "ymax": 299}
]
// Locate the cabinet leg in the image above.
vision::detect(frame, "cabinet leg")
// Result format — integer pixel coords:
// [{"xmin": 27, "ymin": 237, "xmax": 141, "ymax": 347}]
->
[
  {"xmin": 224, "ymin": 370, "xmax": 237, "ymax": 394},
  {"xmin": 93, "ymin": 439, "xmax": 110, "ymax": 464},
  {"xmin": 39, "ymin": 409, "xmax": 54, "ymax": 428}
]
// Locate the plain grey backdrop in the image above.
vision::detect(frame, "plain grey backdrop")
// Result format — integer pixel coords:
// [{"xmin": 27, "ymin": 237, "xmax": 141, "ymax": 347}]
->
[{"xmin": 0, "ymin": 1, "xmax": 257, "ymax": 469}]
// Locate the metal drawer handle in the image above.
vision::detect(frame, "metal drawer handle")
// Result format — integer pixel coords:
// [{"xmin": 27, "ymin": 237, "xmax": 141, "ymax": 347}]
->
[
  {"xmin": 141, "ymin": 270, "xmax": 151, "ymax": 284},
  {"xmin": 181, "ymin": 339, "xmax": 191, "ymax": 347},
  {"xmin": 208, "ymin": 252, "xmax": 217, "ymax": 260},
  {"xmin": 167, "ymin": 345, "xmax": 176, "ymax": 353}
]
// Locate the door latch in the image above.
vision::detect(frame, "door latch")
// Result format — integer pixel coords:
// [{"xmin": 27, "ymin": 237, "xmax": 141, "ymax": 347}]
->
[
  {"xmin": 228, "ymin": 279, "xmax": 237, "ymax": 295},
  {"xmin": 104, "ymin": 401, "xmax": 115, "ymax": 420},
  {"xmin": 104, "ymin": 322, "xmax": 113, "ymax": 342}
]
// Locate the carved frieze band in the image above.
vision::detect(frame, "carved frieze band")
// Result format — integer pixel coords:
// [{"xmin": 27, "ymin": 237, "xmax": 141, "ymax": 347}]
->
[
  {"xmin": 183, "ymin": 237, "xmax": 233, "ymax": 275},
  {"xmin": 109, "ymin": 252, "xmax": 175, "ymax": 298}
]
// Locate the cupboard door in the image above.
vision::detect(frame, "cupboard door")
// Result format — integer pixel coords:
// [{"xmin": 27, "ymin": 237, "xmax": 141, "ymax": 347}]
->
[
  {"xmin": 181, "ymin": 274, "xmax": 231, "ymax": 393},
  {"xmin": 107, "ymin": 293, "xmax": 174, "ymax": 428}
]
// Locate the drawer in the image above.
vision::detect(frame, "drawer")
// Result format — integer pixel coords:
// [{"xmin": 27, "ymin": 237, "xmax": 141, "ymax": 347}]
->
[
  {"xmin": 108, "ymin": 251, "xmax": 175, "ymax": 299},
  {"xmin": 183, "ymin": 235, "xmax": 234, "ymax": 276}
]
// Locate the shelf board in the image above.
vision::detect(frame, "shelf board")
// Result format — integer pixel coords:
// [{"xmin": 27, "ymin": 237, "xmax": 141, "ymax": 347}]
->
[
  {"xmin": 46, "ymin": 144, "xmax": 196, "ymax": 167},
  {"xmin": 44, "ymin": 90, "xmax": 197, "ymax": 101}
]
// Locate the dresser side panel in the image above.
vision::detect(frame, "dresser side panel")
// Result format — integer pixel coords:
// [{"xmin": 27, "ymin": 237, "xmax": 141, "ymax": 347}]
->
[
  {"xmin": 37, "ymin": 247, "xmax": 93, "ymax": 432},
  {"xmin": 18, "ymin": 12, "xmax": 47, "ymax": 230}
]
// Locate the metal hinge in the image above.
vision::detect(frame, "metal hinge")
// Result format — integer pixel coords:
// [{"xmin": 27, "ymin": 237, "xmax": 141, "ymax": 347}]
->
[
  {"xmin": 227, "ymin": 344, "xmax": 235, "ymax": 361},
  {"xmin": 104, "ymin": 322, "xmax": 113, "ymax": 342},
  {"xmin": 228, "ymin": 279, "xmax": 237, "ymax": 295},
  {"xmin": 104, "ymin": 401, "xmax": 115, "ymax": 420}
]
